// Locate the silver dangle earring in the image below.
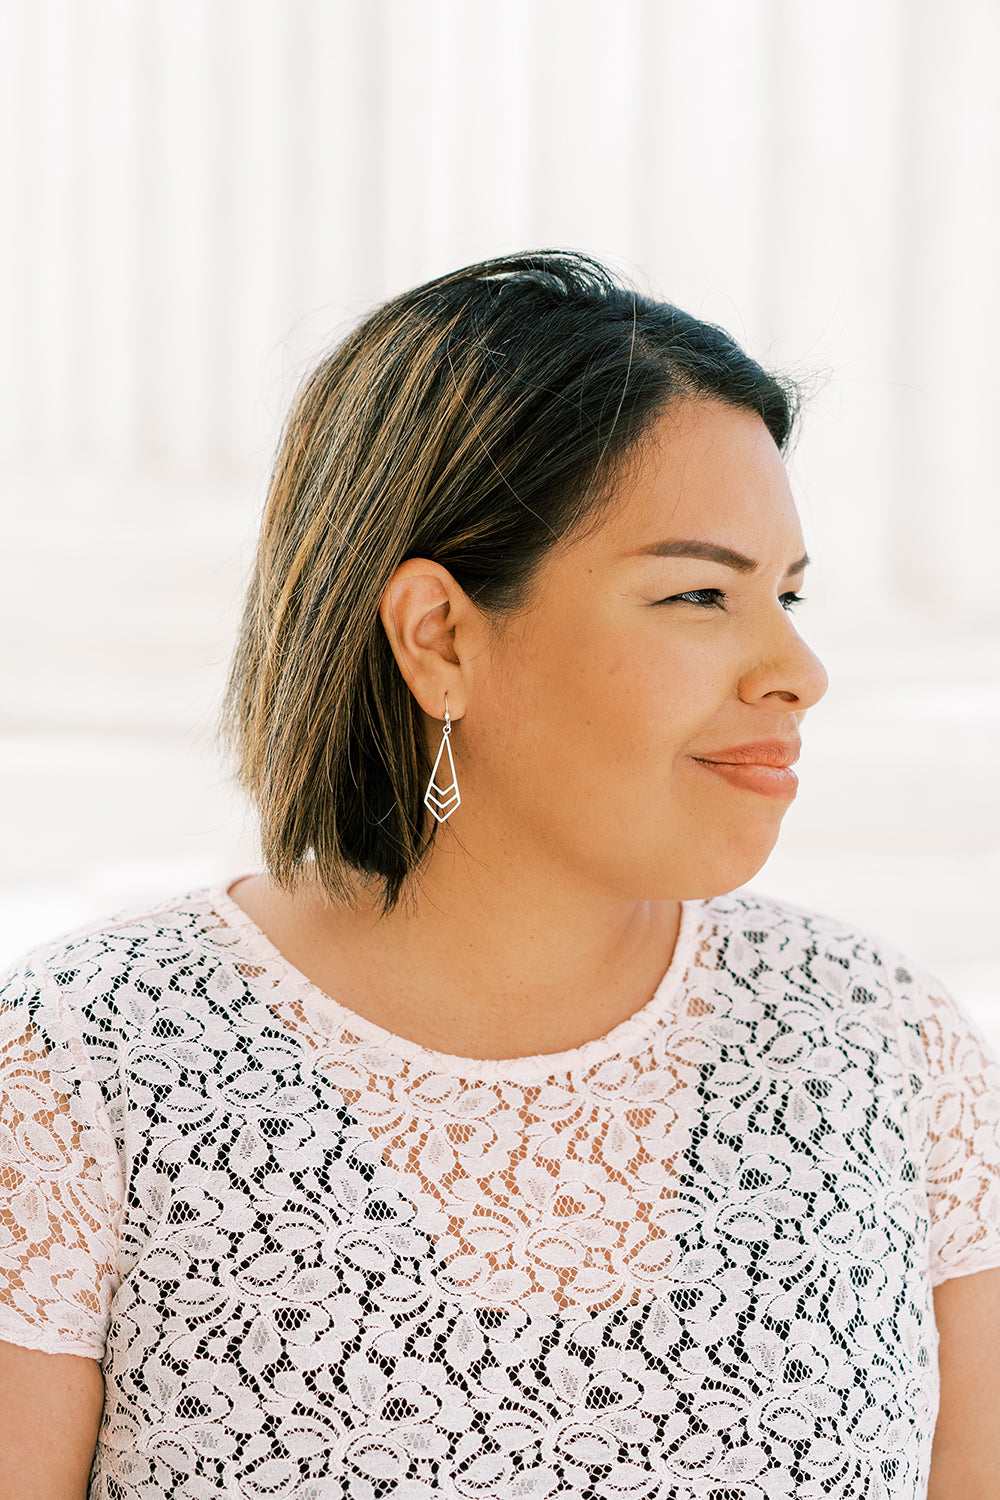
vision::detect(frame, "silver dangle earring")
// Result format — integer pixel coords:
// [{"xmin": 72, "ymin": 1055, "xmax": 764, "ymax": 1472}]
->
[{"xmin": 423, "ymin": 695, "xmax": 461, "ymax": 823}]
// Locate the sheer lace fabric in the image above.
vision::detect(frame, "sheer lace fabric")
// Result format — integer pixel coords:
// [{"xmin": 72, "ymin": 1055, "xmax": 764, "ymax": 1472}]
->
[{"xmin": 2, "ymin": 885, "xmax": 999, "ymax": 1499}]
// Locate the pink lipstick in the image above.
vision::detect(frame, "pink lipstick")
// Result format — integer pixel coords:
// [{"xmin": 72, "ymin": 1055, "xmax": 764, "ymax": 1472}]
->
[{"xmin": 690, "ymin": 740, "xmax": 800, "ymax": 801}]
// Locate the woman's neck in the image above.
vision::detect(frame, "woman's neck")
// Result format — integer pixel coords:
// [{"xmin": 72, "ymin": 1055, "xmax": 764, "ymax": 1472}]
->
[{"xmin": 227, "ymin": 854, "xmax": 683, "ymax": 1061}]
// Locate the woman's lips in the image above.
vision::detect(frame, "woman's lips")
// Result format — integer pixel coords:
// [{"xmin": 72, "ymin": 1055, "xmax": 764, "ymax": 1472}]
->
[{"xmin": 693, "ymin": 760, "xmax": 799, "ymax": 798}]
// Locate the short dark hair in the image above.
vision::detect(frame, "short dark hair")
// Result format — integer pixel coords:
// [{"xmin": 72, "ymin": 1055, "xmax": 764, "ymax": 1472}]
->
[{"xmin": 223, "ymin": 250, "xmax": 799, "ymax": 914}]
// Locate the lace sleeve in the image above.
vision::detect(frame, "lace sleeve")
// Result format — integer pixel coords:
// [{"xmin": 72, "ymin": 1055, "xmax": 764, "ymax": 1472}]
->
[
  {"xmin": 898, "ymin": 970, "xmax": 1000, "ymax": 1286},
  {"xmin": 0, "ymin": 961, "xmax": 123, "ymax": 1358}
]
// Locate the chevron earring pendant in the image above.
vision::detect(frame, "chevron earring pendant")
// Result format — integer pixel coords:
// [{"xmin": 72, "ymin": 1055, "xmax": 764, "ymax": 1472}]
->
[{"xmin": 423, "ymin": 698, "xmax": 461, "ymax": 823}]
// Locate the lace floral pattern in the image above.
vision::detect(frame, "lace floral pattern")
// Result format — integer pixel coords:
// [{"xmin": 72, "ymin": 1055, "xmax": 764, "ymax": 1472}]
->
[{"xmin": 2, "ymin": 885, "xmax": 1000, "ymax": 1498}]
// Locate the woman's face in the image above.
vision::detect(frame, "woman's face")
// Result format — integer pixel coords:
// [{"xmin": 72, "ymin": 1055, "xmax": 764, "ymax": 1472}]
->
[{"xmin": 458, "ymin": 398, "xmax": 829, "ymax": 901}]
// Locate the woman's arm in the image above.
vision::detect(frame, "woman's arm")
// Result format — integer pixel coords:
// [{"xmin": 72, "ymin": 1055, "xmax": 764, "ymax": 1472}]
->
[
  {"xmin": 929, "ymin": 1264, "xmax": 1000, "ymax": 1496},
  {"xmin": 0, "ymin": 1340, "xmax": 104, "ymax": 1500}
]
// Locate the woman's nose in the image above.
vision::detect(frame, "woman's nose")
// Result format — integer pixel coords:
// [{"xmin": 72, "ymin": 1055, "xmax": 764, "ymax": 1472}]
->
[{"xmin": 737, "ymin": 614, "xmax": 829, "ymax": 710}]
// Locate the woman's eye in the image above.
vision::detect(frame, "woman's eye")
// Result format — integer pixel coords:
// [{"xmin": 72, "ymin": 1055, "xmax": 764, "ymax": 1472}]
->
[
  {"xmin": 655, "ymin": 589, "xmax": 807, "ymax": 611},
  {"xmin": 658, "ymin": 588, "xmax": 726, "ymax": 608}
]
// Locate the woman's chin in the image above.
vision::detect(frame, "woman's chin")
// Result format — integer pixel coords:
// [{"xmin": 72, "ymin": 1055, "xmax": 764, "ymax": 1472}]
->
[{"xmin": 640, "ymin": 837, "xmax": 783, "ymax": 903}]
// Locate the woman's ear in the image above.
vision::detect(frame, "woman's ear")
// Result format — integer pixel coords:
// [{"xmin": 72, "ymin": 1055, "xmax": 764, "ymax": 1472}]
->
[{"xmin": 378, "ymin": 558, "xmax": 482, "ymax": 720}]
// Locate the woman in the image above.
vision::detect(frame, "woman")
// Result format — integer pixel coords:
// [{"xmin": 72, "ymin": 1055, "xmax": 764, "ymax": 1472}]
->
[{"xmin": 2, "ymin": 251, "xmax": 999, "ymax": 1498}]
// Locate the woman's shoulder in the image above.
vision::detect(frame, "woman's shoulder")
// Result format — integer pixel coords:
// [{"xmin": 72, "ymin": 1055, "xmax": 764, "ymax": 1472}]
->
[
  {"xmin": 702, "ymin": 884, "xmax": 916, "ymax": 970},
  {"xmin": 697, "ymin": 886, "xmax": 957, "ymax": 1035},
  {"xmin": 0, "ymin": 884, "xmax": 249, "ymax": 1041},
  {"xmin": 691, "ymin": 890, "xmax": 1000, "ymax": 1125}
]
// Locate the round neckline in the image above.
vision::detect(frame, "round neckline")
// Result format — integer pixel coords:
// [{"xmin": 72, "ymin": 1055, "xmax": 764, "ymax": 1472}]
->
[{"xmin": 210, "ymin": 874, "xmax": 706, "ymax": 1082}]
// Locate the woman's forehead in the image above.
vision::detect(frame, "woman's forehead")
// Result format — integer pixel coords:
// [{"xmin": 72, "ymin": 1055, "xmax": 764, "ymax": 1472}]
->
[{"xmin": 577, "ymin": 400, "xmax": 801, "ymax": 559}]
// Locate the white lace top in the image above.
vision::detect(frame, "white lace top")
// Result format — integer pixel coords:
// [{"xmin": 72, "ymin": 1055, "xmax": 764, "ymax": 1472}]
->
[{"xmin": 2, "ymin": 883, "xmax": 1000, "ymax": 1499}]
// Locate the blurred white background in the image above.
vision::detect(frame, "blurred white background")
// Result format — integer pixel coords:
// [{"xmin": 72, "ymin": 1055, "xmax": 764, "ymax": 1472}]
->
[{"xmin": 1, "ymin": 0, "xmax": 998, "ymax": 1038}]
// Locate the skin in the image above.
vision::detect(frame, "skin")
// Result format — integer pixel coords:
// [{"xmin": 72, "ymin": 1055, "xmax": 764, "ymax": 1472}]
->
[
  {"xmin": 0, "ymin": 1342, "xmax": 104, "ymax": 1498},
  {"xmin": 4, "ymin": 398, "xmax": 998, "ymax": 1491},
  {"xmin": 929, "ymin": 1268, "xmax": 1000, "ymax": 1493}
]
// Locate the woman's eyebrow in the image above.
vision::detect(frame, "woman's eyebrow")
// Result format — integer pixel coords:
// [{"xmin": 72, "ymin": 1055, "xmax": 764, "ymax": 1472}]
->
[{"xmin": 628, "ymin": 539, "xmax": 810, "ymax": 577}]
